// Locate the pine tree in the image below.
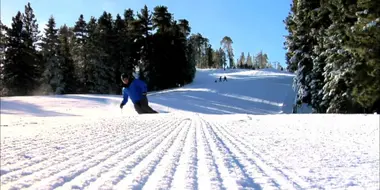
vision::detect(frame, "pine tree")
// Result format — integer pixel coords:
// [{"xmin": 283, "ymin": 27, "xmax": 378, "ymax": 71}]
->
[
  {"xmin": 285, "ymin": 0, "xmax": 319, "ymax": 107},
  {"xmin": 212, "ymin": 49, "xmax": 220, "ymax": 68},
  {"xmin": 72, "ymin": 14, "xmax": 87, "ymax": 92},
  {"xmin": 134, "ymin": 5, "xmax": 153, "ymax": 81},
  {"xmin": 177, "ymin": 19, "xmax": 195, "ymax": 82},
  {"xmin": 58, "ymin": 24, "xmax": 77, "ymax": 94},
  {"xmin": 3, "ymin": 12, "xmax": 31, "ymax": 95},
  {"xmin": 246, "ymin": 53, "xmax": 253, "ymax": 69},
  {"xmin": 0, "ymin": 21, "xmax": 7, "ymax": 92},
  {"xmin": 152, "ymin": 6, "xmax": 172, "ymax": 34},
  {"xmin": 189, "ymin": 33, "xmax": 207, "ymax": 68},
  {"xmin": 113, "ymin": 13, "xmax": 127, "ymax": 93},
  {"xmin": 309, "ymin": 1, "xmax": 332, "ymax": 113},
  {"xmin": 255, "ymin": 51, "xmax": 269, "ymax": 69},
  {"xmin": 40, "ymin": 16, "xmax": 65, "ymax": 94},
  {"xmin": 22, "ymin": 2, "xmax": 43, "ymax": 93},
  {"xmin": 218, "ymin": 48, "xmax": 227, "ymax": 69},
  {"xmin": 172, "ymin": 20, "xmax": 190, "ymax": 87},
  {"xmin": 83, "ymin": 16, "xmax": 108, "ymax": 93},
  {"xmin": 178, "ymin": 19, "xmax": 191, "ymax": 38},
  {"xmin": 238, "ymin": 52, "xmax": 245, "ymax": 68},
  {"xmin": 97, "ymin": 11, "xmax": 116, "ymax": 93},
  {"xmin": 322, "ymin": 0, "xmax": 359, "ymax": 113},
  {"xmin": 122, "ymin": 9, "xmax": 138, "ymax": 77},
  {"xmin": 220, "ymin": 36, "xmax": 234, "ymax": 69},
  {"xmin": 284, "ymin": 1, "xmax": 299, "ymax": 72},
  {"xmin": 348, "ymin": 0, "xmax": 380, "ymax": 112},
  {"xmin": 206, "ymin": 45, "xmax": 214, "ymax": 68}
]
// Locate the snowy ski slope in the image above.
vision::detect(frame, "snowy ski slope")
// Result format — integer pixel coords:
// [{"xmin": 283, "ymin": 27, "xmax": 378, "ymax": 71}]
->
[{"xmin": 1, "ymin": 69, "xmax": 379, "ymax": 190}]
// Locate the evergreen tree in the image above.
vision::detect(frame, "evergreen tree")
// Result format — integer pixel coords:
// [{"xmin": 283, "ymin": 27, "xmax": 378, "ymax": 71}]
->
[
  {"xmin": 348, "ymin": 0, "xmax": 380, "ymax": 112},
  {"xmin": 3, "ymin": 6, "xmax": 42, "ymax": 96},
  {"xmin": 112, "ymin": 13, "xmax": 127, "ymax": 93},
  {"xmin": 220, "ymin": 36, "xmax": 234, "ymax": 68},
  {"xmin": 188, "ymin": 33, "xmax": 209, "ymax": 68},
  {"xmin": 309, "ymin": 1, "xmax": 331, "ymax": 113},
  {"xmin": 184, "ymin": 36, "xmax": 196, "ymax": 83},
  {"xmin": 22, "ymin": 2, "xmax": 43, "ymax": 92},
  {"xmin": 284, "ymin": 0, "xmax": 299, "ymax": 72},
  {"xmin": 58, "ymin": 24, "xmax": 77, "ymax": 93},
  {"xmin": 72, "ymin": 14, "xmax": 87, "ymax": 92},
  {"xmin": 3, "ymin": 12, "xmax": 31, "ymax": 95},
  {"xmin": 178, "ymin": 19, "xmax": 191, "ymax": 38},
  {"xmin": 206, "ymin": 45, "xmax": 214, "ymax": 68},
  {"xmin": 97, "ymin": 11, "xmax": 116, "ymax": 93},
  {"xmin": 285, "ymin": 0, "xmax": 318, "ymax": 107},
  {"xmin": 322, "ymin": 0, "xmax": 359, "ymax": 113},
  {"xmin": 123, "ymin": 9, "xmax": 138, "ymax": 76},
  {"xmin": 212, "ymin": 49, "xmax": 219, "ymax": 68},
  {"xmin": 255, "ymin": 51, "xmax": 269, "ymax": 69},
  {"xmin": 0, "ymin": 21, "xmax": 7, "ymax": 62},
  {"xmin": 0, "ymin": 21, "xmax": 7, "ymax": 91},
  {"xmin": 218, "ymin": 48, "xmax": 227, "ymax": 69},
  {"xmin": 246, "ymin": 53, "xmax": 253, "ymax": 68},
  {"xmin": 40, "ymin": 16, "xmax": 65, "ymax": 94},
  {"xmin": 134, "ymin": 5, "xmax": 153, "ymax": 81},
  {"xmin": 83, "ymin": 16, "xmax": 108, "ymax": 93},
  {"xmin": 238, "ymin": 52, "xmax": 245, "ymax": 68},
  {"xmin": 152, "ymin": 6, "xmax": 173, "ymax": 34}
]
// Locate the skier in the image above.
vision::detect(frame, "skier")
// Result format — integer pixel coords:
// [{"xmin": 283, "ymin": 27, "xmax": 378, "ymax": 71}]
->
[{"xmin": 119, "ymin": 73, "xmax": 158, "ymax": 114}]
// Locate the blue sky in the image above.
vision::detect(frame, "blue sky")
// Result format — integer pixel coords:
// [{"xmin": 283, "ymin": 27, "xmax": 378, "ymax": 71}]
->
[{"xmin": 2, "ymin": 0, "xmax": 292, "ymax": 66}]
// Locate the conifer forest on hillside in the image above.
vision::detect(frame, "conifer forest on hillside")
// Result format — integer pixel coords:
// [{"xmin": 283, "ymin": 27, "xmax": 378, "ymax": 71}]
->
[
  {"xmin": 1, "ymin": 1, "xmax": 378, "ymax": 114},
  {"xmin": 0, "ymin": 3, "xmax": 277, "ymax": 97}
]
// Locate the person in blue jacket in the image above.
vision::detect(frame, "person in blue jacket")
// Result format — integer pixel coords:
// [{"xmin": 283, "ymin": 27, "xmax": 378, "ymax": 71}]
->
[{"xmin": 119, "ymin": 73, "xmax": 158, "ymax": 114}]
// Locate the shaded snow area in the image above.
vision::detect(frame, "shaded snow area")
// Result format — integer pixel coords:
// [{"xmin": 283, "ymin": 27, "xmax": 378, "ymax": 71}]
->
[{"xmin": 1, "ymin": 69, "xmax": 379, "ymax": 190}]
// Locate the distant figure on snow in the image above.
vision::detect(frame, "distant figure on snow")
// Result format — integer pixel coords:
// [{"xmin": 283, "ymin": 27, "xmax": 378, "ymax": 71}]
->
[
  {"xmin": 119, "ymin": 73, "xmax": 158, "ymax": 114},
  {"xmin": 223, "ymin": 76, "xmax": 227, "ymax": 81},
  {"xmin": 219, "ymin": 76, "xmax": 222, "ymax": 82}
]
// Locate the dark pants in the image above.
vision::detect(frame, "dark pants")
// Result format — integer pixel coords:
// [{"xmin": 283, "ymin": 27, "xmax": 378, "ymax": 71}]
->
[{"xmin": 134, "ymin": 95, "xmax": 158, "ymax": 114}]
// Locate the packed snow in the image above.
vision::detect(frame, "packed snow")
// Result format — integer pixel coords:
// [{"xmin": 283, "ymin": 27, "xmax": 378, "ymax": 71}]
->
[{"xmin": 1, "ymin": 68, "xmax": 379, "ymax": 190}]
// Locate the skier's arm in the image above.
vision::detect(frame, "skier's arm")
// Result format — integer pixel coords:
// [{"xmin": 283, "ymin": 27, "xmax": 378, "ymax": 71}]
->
[{"xmin": 120, "ymin": 87, "xmax": 128, "ymax": 106}]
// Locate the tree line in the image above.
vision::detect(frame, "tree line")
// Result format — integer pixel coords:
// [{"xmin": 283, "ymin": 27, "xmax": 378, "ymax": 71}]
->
[
  {"xmin": 235, "ymin": 51, "xmax": 283, "ymax": 70},
  {"xmin": 0, "ymin": 3, "xmax": 244, "ymax": 96},
  {"xmin": 285, "ymin": 0, "xmax": 379, "ymax": 113},
  {"xmin": 190, "ymin": 34, "xmax": 282, "ymax": 70}
]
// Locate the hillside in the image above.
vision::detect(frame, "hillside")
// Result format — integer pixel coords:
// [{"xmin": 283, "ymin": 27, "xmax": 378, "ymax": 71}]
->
[{"xmin": 1, "ymin": 69, "xmax": 379, "ymax": 189}]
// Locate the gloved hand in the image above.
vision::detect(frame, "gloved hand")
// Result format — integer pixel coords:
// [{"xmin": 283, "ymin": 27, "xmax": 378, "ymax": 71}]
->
[{"xmin": 120, "ymin": 103, "xmax": 124, "ymax": 109}]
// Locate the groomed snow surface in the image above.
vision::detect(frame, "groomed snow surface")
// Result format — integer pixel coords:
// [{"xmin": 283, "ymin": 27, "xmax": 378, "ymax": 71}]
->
[{"xmin": 1, "ymin": 69, "xmax": 379, "ymax": 190}]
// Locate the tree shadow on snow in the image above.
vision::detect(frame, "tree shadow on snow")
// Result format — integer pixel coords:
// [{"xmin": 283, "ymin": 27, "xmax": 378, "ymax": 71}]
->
[
  {"xmin": 1, "ymin": 99, "xmax": 79, "ymax": 117},
  {"xmin": 42, "ymin": 94, "xmax": 118, "ymax": 104}
]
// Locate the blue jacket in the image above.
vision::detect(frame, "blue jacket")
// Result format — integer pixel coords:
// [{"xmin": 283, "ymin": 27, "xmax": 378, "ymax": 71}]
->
[{"xmin": 121, "ymin": 78, "xmax": 148, "ymax": 105}]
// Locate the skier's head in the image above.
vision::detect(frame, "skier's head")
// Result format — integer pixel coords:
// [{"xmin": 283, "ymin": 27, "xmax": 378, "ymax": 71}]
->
[{"xmin": 121, "ymin": 73, "xmax": 131, "ymax": 84}]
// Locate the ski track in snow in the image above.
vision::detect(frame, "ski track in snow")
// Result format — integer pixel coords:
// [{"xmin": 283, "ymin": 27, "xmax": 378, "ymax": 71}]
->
[{"xmin": 1, "ymin": 113, "xmax": 379, "ymax": 190}]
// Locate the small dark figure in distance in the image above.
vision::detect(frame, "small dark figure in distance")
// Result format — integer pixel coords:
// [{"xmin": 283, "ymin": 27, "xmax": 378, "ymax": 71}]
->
[
  {"xmin": 120, "ymin": 73, "xmax": 158, "ymax": 114},
  {"xmin": 215, "ymin": 79, "xmax": 217, "ymax": 83},
  {"xmin": 219, "ymin": 76, "xmax": 222, "ymax": 82},
  {"xmin": 223, "ymin": 76, "xmax": 227, "ymax": 81}
]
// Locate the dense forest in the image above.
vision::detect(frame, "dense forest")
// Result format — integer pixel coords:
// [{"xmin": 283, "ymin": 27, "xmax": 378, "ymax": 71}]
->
[
  {"xmin": 285, "ymin": 0, "xmax": 380, "ymax": 113},
  {"xmin": 0, "ymin": 3, "xmax": 280, "ymax": 97}
]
